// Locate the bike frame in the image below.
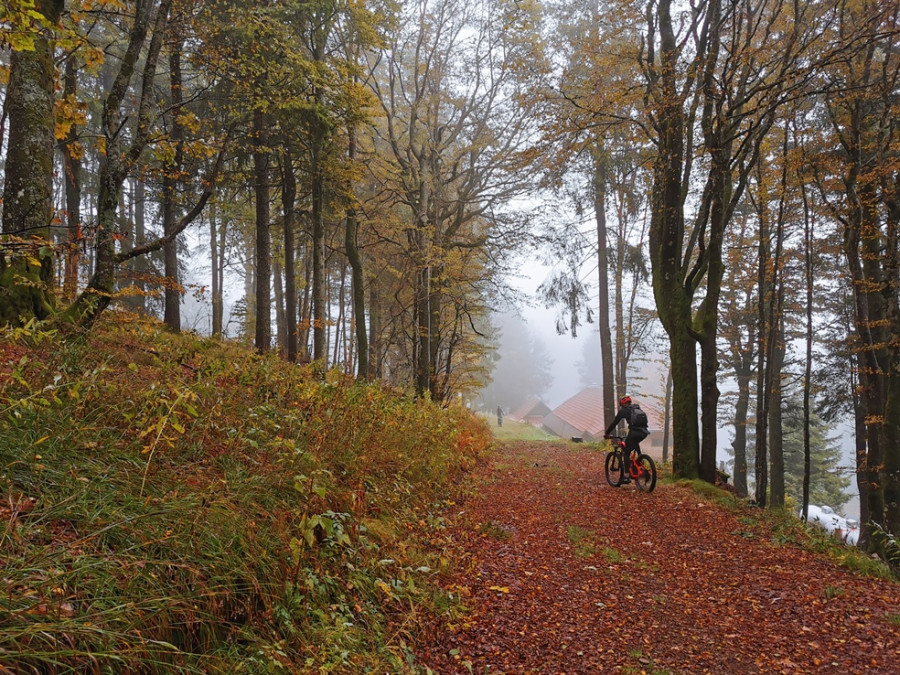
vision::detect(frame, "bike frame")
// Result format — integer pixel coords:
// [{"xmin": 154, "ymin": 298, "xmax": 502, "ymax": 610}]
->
[
  {"xmin": 609, "ymin": 436, "xmax": 647, "ymax": 479},
  {"xmin": 606, "ymin": 435, "xmax": 655, "ymax": 490}
]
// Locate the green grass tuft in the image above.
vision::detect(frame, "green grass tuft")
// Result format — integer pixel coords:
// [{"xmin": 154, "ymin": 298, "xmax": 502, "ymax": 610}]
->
[
  {"xmin": 566, "ymin": 525, "xmax": 597, "ymax": 558},
  {"xmin": 601, "ymin": 546, "xmax": 624, "ymax": 564}
]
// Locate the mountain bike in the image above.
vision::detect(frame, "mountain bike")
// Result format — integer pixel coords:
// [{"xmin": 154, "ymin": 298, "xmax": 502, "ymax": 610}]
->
[{"xmin": 604, "ymin": 435, "xmax": 657, "ymax": 492}]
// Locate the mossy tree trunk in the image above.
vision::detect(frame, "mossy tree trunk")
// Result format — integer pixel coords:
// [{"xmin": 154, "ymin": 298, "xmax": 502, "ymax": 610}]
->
[
  {"xmin": 1, "ymin": 0, "xmax": 64, "ymax": 325},
  {"xmin": 645, "ymin": 0, "xmax": 700, "ymax": 479}
]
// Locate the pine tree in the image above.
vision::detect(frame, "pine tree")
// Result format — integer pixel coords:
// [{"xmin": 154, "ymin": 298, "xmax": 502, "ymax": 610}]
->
[{"xmin": 781, "ymin": 398, "xmax": 851, "ymax": 513}]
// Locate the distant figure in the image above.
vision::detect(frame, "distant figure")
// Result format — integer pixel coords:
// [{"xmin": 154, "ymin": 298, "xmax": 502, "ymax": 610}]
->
[
  {"xmin": 604, "ymin": 395, "xmax": 648, "ymax": 482},
  {"xmin": 497, "ymin": 405, "xmax": 503, "ymax": 427}
]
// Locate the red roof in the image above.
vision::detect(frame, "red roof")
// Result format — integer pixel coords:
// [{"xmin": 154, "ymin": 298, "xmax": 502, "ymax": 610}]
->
[
  {"xmin": 552, "ymin": 386, "xmax": 607, "ymax": 437},
  {"xmin": 551, "ymin": 386, "xmax": 664, "ymax": 437},
  {"xmin": 509, "ymin": 396, "xmax": 552, "ymax": 421}
]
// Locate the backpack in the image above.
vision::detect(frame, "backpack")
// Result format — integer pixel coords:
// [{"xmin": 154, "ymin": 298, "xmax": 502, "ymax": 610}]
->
[{"xmin": 630, "ymin": 405, "xmax": 648, "ymax": 429}]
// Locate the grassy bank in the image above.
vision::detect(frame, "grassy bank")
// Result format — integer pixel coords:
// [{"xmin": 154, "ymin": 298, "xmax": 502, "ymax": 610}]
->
[
  {"xmin": 0, "ymin": 314, "xmax": 492, "ymax": 673},
  {"xmin": 482, "ymin": 414, "xmax": 555, "ymax": 442}
]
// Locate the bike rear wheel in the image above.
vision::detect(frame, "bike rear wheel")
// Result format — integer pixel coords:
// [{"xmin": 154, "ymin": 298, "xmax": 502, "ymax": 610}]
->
[
  {"xmin": 633, "ymin": 453, "xmax": 657, "ymax": 493},
  {"xmin": 605, "ymin": 451, "xmax": 625, "ymax": 487}
]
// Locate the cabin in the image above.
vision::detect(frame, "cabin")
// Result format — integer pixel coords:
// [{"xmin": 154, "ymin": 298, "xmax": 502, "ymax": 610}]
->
[
  {"xmin": 507, "ymin": 396, "xmax": 553, "ymax": 427},
  {"xmin": 541, "ymin": 386, "xmax": 670, "ymax": 461}
]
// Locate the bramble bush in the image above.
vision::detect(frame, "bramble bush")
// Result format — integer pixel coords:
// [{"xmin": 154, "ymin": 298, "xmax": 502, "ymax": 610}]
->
[{"xmin": 0, "ymin": 313, "xmax": 492, "ymax": 673}]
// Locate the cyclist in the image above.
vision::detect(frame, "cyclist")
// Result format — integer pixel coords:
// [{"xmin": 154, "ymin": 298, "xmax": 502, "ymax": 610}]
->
[{"xmin": 604, "ymin": 395, "xmax": 649, "ymax": 483}]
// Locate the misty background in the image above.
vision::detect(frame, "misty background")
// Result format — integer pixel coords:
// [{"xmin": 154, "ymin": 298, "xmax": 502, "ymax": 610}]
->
[{"xmin": 175, "ymin": 234, "xmax": 859, "ymax": 521}]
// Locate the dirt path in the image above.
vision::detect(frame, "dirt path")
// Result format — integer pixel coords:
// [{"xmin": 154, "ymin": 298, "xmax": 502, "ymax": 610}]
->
[{"xmin": 417, "ymin": 442, "xmax": 900, "ymax": 674}]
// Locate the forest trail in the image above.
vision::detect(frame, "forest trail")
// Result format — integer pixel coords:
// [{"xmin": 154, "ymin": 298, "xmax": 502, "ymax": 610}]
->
[{"xmin": 417, "ymin": 442, "xmax": 900, "ymax": 674}]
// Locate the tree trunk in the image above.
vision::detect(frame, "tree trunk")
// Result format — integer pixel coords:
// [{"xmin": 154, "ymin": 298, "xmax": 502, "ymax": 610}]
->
[
  {"xmin": 844, "ymin": 184, "xmax": 888, "ymax": 546},
  {"xmin": 853, "ymin": 365, "xmax": 869, "ymax": 547},
  {"xmin": 663, "ymin": 366, "xmax": 673, "ymax": 464},
  {"xmin": 755, "ymin": 215, "xmax": 770, "ymax": 507},
  {"xmin": 253, "ymin": 108, "xmax": 271, "ymax": 352},
  {"xmin": 132, "ymin": 178, "xmax": 147, "ymax": 312},
  {"xmin": 592, "ymin": 144, "xmax": 616, "ymax": 422},
  {"xmin": 67, "ymin": 0, "xmax": 171, "ymax": 328},
  {"xmin": 210, "ymin": 201, "xmax": 223, "ymax": 337},
  {"xmin": 333, "ymin": 263, "xmax": 347, "ymax": 366},
  {"xmin": 368, "ymin": 278, "xmax": 382, "ymax": 379},
  {"xmin": 769, "ymin": 318, "xmax": 786, "ymax": 507},
  {"xmin": 613, "ymin": 216, "xmax": 627, "ymax": 398},
  {"xmin": 345, "ymin": 127, "xmax": 368, "ymax": 379},
  {"xmin": 163, "ymin": 34, "xmax": 186, "ymax": 332},
  {"xmin": 428, "ymin": 258, "xmax": 443, "ymax": 401},
  {"xmin": 61, "ymin": 55, "xmax": 83, "ymax": 303},
  {"xmin": 722, "ymin": 215, "xmax": 757, "ymax": 499},
  {"xmin": 412, "ymin": 226, "xmax": 432, "ymax": 397},
  {"xmin": 243, "ymin": 234, "xmax": 256, "ymax": 341},
  {"xmin": 273, "ymin": 256, "xmax": 287, "ymax": 356},
  {"xmin": 802, "ymin": 186, "xmax": 814, "ymax": 519},
  {"xmin": 882, "ymin": 199, "xmax": 900, "ymax": 540},
  {"xmin": 282, "ymin": 153, "xmax": 298, "ymax": 361},
  {"xmin": 1, "ymin": 0, "xmax": 64, "ymax": 325},
  {"xmin": 667, "ymin": 328, "xmax": 700, "ymax": 479},
  {"xmin": 311, "ymin": 149, "xmax": 327, "ymax": 365},
  {"xmin": 646, "ymin": 0, "xmax": 700, "ymax": 478},
  {"xmin": 731, "ymin": 367, "xmax": 752, "ymax": 498},
  {"xmin": 298, "ymin": 242, "xmax": 312, "ymax": 363},
  {"xmin": 698, "ymin": 324, "xmax": 722, "ymax": 484}
]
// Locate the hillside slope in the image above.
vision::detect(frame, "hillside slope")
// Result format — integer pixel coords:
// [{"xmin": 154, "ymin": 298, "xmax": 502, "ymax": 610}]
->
[{"xmin": 0, "ymin": 315, "xmax": 491, "ymax": 673}]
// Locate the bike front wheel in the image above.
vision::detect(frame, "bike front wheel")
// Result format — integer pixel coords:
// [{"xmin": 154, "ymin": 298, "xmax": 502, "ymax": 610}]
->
[
  {"xmin": 605, "ymin": 451, "xmax": 625, "ymax": 487},
  {"xmin": 633, "ymin": 454, "xmax": 657, "ymax": 493}
]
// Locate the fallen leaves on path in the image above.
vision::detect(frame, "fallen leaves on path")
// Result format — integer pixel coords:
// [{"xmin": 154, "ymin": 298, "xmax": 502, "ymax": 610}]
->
[{"xmin": 418, "ymin": 442, "xmax": 900, "ymax": 674}]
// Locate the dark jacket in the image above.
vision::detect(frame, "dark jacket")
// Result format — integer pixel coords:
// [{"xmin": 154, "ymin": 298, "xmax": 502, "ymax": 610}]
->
[{"xmin": 605, "ymin": 403, "xmax": 648, "ymax": 437}]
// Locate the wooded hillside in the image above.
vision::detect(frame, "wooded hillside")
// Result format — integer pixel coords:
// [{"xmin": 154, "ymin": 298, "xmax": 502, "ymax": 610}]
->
[{"xmin": 1, "ymin": 0, "xmax": 899, "ymax": 565}]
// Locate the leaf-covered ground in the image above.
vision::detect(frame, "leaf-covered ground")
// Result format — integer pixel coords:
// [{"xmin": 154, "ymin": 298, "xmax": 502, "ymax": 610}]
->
[{"xmin": 418, "ymin": 442, "xmax": 900, "ymax": 674}]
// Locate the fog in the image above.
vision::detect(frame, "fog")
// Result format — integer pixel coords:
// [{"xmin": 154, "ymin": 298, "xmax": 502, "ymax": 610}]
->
[
  {"xmin": 485, "ymin": 284, "xmax": 861, "ymax": 520},
  {"xmin": 172, "ymin": 233, "xmax": 859, "ymax": 520}
]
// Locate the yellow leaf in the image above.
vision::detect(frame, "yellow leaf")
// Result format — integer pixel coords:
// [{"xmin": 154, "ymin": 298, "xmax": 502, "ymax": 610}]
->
[{"xmin": 488, "ymin": 586, "xmax": 510, "ymax": 593}]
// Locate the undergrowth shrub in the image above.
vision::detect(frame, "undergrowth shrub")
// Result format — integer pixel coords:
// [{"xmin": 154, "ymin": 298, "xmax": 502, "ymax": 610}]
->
[{"xmin": 0, "ymin": 314, "xmax": 492, "ymax": 673}]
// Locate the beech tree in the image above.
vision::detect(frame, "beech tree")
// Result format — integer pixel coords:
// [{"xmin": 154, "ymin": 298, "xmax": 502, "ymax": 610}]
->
[
  {"xmin": 368, "ymin": 0, "xmax": 542, "ymax": 400},
  {"xmin": 719, "ymin": 210, "xmax": 758, "ymax": 497},
  {"xmin": 641, "ymin": 0, "xmax": 831, "ymax": 480},
  {"xmin": 530, "ymin": 0, "xmax": 652, "ymax": 421},
  {"xmin": 1, "ymin": 0, "xmax": 64, "ymax": 325},
  {"xmin": 64, "ymin": 0, "xmax": 226, "ymax": 328}
]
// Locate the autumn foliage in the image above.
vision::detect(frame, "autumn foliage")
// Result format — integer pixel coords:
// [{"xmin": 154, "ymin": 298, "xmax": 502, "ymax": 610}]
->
[{"xmin": 0, "ymin": 314, "xmax": 491, "ymax": 672}]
